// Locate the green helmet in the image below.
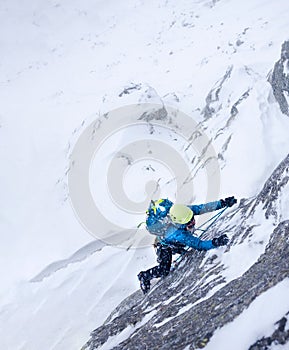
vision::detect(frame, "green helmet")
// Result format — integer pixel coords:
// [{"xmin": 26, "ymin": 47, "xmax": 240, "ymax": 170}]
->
[{"xmin": 169, "ymin": 204, "xmax": 194, "ymax": 224}]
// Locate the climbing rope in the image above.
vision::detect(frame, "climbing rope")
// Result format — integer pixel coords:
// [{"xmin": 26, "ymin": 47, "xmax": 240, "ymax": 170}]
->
[
  {"xmin": 172, "ymin": 206, "xmax": 229, "ymax": 267},
  {"xmin": 195, "ymin": 206, "xmax": 228, "ymax": 238}
]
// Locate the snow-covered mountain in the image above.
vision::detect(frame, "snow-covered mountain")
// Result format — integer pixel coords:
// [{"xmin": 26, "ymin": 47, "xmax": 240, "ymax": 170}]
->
[
  {"xmin": 83, "ymin": 152, "xmax": 289, "ymax": 350},
  {"xmin": 1, "ymin": 0, "xmax": 289, "ymax": 349}
]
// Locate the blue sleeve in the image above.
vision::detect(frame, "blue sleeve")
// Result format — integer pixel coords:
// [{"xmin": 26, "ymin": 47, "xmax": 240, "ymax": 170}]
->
[
  {"xmin": 164, "ymin": 229, "xmax": 215, "ymax": 251},
  {"xmin": 189, "ymin": 200, "xmax": 223, "ymax": 215}
]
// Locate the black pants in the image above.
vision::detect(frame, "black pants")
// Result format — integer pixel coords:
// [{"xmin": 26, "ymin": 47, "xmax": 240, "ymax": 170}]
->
[
  {"xmin": 141, "ymin": 243, "xmax": 186, "ymax": 282},
  {"xmin": 148, "ymin": 244, "xmax": 172, "ymax": 279}
]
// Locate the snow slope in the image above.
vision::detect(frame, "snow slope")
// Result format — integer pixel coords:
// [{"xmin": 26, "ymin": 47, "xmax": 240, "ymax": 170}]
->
[
  {"xmin": 1, "ymin": 0, "xmax": 289, "ymax": 349},
  {"xmin": 0, "ymin": 244, "xmax": 156, "ymax": 350}
]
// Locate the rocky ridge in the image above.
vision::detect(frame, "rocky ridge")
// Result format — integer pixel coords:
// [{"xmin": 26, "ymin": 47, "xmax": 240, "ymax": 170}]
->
[{"xmin": 82, "ymin": 153, "xmax": 289, "ymax": 349}]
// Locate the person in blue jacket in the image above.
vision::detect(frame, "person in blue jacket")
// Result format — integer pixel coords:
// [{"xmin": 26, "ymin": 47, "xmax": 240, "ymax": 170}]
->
[{"xmin": 138, "ymin": 196, "xmax": 237, "ymax": 294}]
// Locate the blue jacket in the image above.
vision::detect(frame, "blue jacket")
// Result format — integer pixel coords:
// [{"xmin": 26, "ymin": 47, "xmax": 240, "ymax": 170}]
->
[{"xmin": 162, "ymin": 200, "xmax": 223, "ymax": 251}]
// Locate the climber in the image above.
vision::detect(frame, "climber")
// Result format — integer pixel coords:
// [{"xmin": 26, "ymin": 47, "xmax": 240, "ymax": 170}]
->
[{"xmin": 138, "ymin": 196, "xmax": 237, "ymax": 294}]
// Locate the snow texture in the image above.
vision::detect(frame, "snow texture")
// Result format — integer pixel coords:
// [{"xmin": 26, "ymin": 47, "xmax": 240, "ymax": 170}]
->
[{"xmin": 1, "ymin": 0, "xmax": 289, "ymax": 349}]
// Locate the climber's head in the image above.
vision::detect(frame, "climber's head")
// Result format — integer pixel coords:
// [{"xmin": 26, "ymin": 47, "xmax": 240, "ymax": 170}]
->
[{"xmin": 169, "ymin": 204, "xmax": 194, "ymax": 225}]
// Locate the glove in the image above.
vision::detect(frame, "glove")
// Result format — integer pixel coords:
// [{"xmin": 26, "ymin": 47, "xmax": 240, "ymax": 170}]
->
[
  {"xmin": 220, "ymin": 196, "xmax": 237, "ymax": 208},
  {"xmin": 212, "ymin": 234, "xmax": 229, "ymax": 247}
]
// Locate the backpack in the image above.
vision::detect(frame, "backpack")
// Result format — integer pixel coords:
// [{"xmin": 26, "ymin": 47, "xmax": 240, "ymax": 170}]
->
[{"xmin": 146, "ymin": 198, "xmax": 173, "ymax": 236}]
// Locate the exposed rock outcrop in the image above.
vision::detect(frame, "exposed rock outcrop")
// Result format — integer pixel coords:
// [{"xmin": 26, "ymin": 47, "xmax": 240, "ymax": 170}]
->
[
  {"xmin": 269, "ymin": 41, "xmax": 289, "ymax": 116},
  {"xmin": 249, "ymin": 313, "xmax": 289, "ymax": 350}
]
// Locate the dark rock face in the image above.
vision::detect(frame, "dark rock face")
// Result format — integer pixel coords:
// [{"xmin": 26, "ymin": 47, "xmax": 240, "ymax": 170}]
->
[
  {"xmin": 82, "ymin": 154, "xmax": 289, "ymax": 350},
  {"xmin": 269, "ymin": 41, "xmax": 289, "ymax": 116},
  {"xmin": 202, "ymin": 65, "xmax": 233, "ymax": 120}
]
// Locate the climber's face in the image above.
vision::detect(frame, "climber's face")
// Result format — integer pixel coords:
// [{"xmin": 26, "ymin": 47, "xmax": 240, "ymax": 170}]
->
[{"xmin": 186, "ymin": 217, "xmax": 195, "ymax": 230}]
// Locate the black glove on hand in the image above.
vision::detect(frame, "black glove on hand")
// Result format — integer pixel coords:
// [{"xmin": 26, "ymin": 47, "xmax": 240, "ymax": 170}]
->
[
  {"xmin": 212, "ymin": 234, "xmax": 229, "ymax": 247},
  {"xmin": 220, "ymin": 196, "xmax": 237, "ymax": 208}
]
